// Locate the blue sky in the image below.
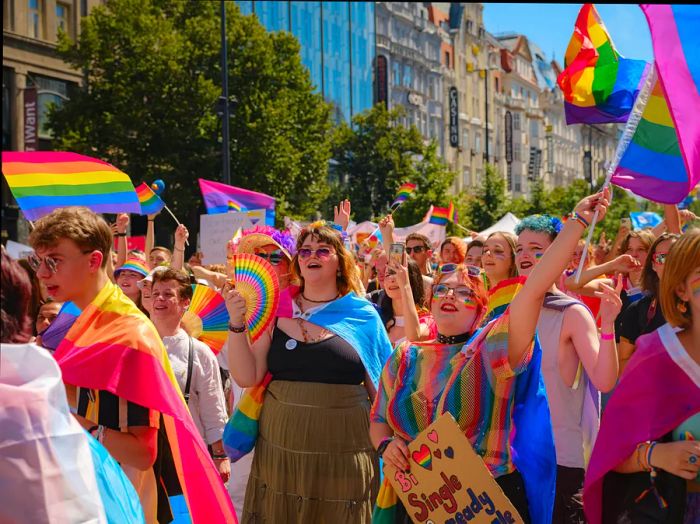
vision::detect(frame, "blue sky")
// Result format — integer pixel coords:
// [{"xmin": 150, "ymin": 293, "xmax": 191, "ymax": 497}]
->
[{"xmin": 482, "ymin": 4, "xmax": 653, "ymax": 64}]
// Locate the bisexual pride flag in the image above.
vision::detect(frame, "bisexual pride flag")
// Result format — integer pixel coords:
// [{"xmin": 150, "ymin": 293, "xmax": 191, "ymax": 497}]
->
[{"xmin": 199, "ymin": 178, "xmax": 275, "ymax": 225}]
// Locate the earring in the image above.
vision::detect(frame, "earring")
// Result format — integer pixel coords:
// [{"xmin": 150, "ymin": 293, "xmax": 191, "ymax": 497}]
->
[
  {"xmin": 679, "ymin": 301, "xmax": 688, "ymax": 314},
  {"xmin": 337, "ymin": 269, "xmax": 342, "ymax": 278}
]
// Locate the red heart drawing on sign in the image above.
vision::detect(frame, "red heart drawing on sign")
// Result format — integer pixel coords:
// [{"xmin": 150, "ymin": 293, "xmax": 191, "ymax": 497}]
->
[
  {"xmin": 412, "ymin": 444, "xmax": 433, "ymax": 471},
  {"xmin": 427, "ymin": 430, "xmax": 438, "ymax": 443}
]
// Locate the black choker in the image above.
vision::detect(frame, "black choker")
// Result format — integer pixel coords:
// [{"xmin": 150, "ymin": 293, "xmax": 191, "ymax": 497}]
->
[
  {"xmin": 437, "ymin": 332, "xmax": 471, "ymax": 345},
  {"xmin": 301, "ymin": 293, "xmax": 340, "ymax": 303}
]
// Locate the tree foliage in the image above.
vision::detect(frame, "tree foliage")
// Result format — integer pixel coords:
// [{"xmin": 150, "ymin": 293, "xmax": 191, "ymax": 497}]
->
[
  {"xmin": 329, "ymin": 104, "xmax": 455, "ymax": 225},
  {"xmin": 48, "ymin": 0, "xmax": 333, "ymax": 226}
]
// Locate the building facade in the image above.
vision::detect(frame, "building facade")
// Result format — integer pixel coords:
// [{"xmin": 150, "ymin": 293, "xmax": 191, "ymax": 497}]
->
[
  {"xmin": 3, "ymin": 0, "xmax": 104, "ymax": 242},
  {"xmin": 375, "ymin": 2, "xmax": 447, "ymax": 156},
  {"xmin": 237, "ymin": 1, "xmax": 375, "ymax": 123}
]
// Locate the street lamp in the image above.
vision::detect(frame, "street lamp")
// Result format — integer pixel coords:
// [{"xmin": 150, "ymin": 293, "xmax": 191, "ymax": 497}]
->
[{"xmin": 220, "ymin": 1, "xmax": 231, "ymax": 186}]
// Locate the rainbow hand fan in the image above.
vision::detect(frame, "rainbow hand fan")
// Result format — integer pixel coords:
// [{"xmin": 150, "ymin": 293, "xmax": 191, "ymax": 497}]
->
[
  {"xmin": 181, "ymin": 284, "xmax": 229, "ymax": 354},
  {"xmin": 228, "ymin": 253, "xmax": 280, "ymax": 342}
]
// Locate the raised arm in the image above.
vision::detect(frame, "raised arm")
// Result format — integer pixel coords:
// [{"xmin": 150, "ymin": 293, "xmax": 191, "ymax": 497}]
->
[
  {"xmin": 146, "ymin": 213, "xmax": 157, "ymax": 260},
  {"xmin": 115, "ymin": 213, "xmax": 129, "ymax": 268},
  {"xmin": 171, "ymin": 224, "xmax": 188, "ymax": 271},
  {"xmin": 378, "ymin": 215, "xmax": 395, "ymax": 255},
  {"xmin": 564, "ymin": 254, "xmax": 638, "ymax": 292},
  {"xmin": 509, "ymin": 189, "xmax": 611, "ymax": 367},
  {"xmin": 389, "ymin": 260, "xmax": 425, "ymax": 343}
]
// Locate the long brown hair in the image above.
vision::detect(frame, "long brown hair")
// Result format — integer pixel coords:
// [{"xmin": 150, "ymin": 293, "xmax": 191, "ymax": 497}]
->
[
  {"xmin": 291, "ymin": 222, "xmax": 363, "ymax": 296},
  {"xmin": 641, "ymin": 233, "xmax": 679, "ymax": 298},
  {"xmin": 659, "ymin": 228, "xmax": 700, "ymax": 329},
  {"xmin": 486, "ymin": 231, "xmax": 518, "ymax": 279}
]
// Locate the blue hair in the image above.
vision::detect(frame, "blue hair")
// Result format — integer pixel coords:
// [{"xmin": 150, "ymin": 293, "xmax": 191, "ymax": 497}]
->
[{"xmin": 515, "ymin": 214, "xmax": 563, "ymax": 241}]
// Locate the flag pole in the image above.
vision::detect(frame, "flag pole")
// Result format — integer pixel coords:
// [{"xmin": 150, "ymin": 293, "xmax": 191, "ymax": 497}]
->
[
  {"xmin": 362, "ymin": 200, "xmax": 405, "ymax": 247},
  {"xmin": 574, "ymin": 63, "xmax": 655, "ymax": 283},
  {"xmin": 163, "ymin": 204, "xmax": 190, "ymax": 247}
]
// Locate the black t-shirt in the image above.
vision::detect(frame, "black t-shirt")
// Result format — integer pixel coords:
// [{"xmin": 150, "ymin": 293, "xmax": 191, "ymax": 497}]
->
[
  {"xmin": 267, "ymin": 325, "xmax": 365, "ymax": 384},
  {"xmin": 618, "ymin": 295, "xmax": 666, "ymax": 344},
  {"xmin": 77, "ymin": 388, "xmax": 153, "ymax": 429}
]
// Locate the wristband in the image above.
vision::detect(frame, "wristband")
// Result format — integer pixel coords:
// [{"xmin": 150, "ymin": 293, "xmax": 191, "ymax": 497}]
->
[
  {"xmin": 600, "ymin": 332, "xmax": 614, "ymax": 341},
  {"xmin": 228, "ymin": 323, "xmax": 246, "ymax": 333},
  {"xmin": 212, "ymin": 454, "xmax": 228, "ymax": 460},
  {"xmin": 115, "ymin": 232, "xmax": 127, "ymax": 237},
  {"xmin": 377, "ymin": 436, "xmax": 395, "ymax": 458},
  {"xmin": 173, "ymin": 246, "xmax": 184, "ymax": 252},
  {"xmin": 567, "ymin": 211, "xmax": 589, "ymax": 229}
]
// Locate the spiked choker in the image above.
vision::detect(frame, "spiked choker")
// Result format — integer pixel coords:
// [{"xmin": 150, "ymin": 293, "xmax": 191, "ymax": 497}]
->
[{"xmin": 437, "ymin": 332, "xmax": 471, "ymax": 345}]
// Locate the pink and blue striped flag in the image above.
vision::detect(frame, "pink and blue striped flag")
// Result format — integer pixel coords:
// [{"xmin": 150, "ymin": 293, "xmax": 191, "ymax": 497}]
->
[
  {"xmin": 198, "ymin": 178, "xmax": 275, "ymax": 225},
  {"xmin": 614, "ymin": 5, "xmax": 700, "ymax": 204}
]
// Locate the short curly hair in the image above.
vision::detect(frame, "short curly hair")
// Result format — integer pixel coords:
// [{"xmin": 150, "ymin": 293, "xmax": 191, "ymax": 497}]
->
[{"xmin": 515, "ymin": 214, "xmax": 563, "ymax": 241}]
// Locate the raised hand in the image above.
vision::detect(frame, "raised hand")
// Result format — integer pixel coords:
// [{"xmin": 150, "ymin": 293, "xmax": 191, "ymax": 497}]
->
[
  {"xmin": 333, "ymin": 199, "xmax": 352, "ymax": 231},
  {"xmin": 378, "ymin": 214, "xmax": 395, "ymax": 240},
  {"xmin": 174, "ymin": 224, "xmax": 189, "ymax": 249},
  {"xmin": 595, "ymin": 278, "xmax": 623, "ymax": 325},
  {"xmin": 611, "ymin": 254, "xmax": 641, "ymax": 274},
  {"xmin": 573, "ymin": 187, "xmax": 611, "ymax": 225},
  {"xmin": 222, "ymin": 281, "xmax": 248, "ymax": 327},
  {"xmin": 116, "ymin": 213, "xmax": 129, "ymax": 234}
]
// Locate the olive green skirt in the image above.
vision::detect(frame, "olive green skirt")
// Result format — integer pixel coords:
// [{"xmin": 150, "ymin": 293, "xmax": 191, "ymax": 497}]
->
[{"xmin": 242, "ymin": 380, "xmax": 379, "ymax": 524}]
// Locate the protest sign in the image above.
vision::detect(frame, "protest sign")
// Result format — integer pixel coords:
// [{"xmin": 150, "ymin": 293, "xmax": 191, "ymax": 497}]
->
[
  {"xmin": 5, "ymin": 240, "xmax": 34, "ymax": 260},
  {"xmin": 200, "ymin": 212, "xmax": 253, "ymax": 265},
  {"xmin": 385, "ymin": 413, "xmax": 523, "ymax": 524}
]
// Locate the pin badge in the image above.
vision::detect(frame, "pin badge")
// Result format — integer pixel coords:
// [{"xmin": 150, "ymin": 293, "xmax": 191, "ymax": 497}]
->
[{"xmin": 285, "ymin": 339, "xmax": 298, "ymax": 351}]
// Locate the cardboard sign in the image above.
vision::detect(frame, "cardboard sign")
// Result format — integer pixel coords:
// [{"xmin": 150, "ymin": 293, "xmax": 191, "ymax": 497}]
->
[
  {"xmin": 200, "ymin": 212, "xmax": 253, "ymax": 265},
  {"xmin": 385, "ymin": 414, "xmax": 523, "ymax": 524}
]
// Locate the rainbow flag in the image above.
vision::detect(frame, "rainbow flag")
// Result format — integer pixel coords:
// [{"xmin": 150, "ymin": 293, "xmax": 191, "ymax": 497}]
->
[
  {"xmin": 391, "ymin": 182, "xmax": 416, "ymax": 208},
  {"xmin": 557, "ymin": 4, "xmax": 649, "ymax": 124},
  {"xmin": 54, "ymin": 282, "xmax": 237, "ymax": 523},
  {"xmin": 611, "ymin": 68, "xmax": 690, "ymax": 203},
  {"xmin": 429, "ymin": 206, "xmax": 449, "ymax": 226},
  {"xmin": 447, "ymin": 201, "xmax": 458, "ymax": 223},
  {"xmin": 481, "ymin": 276, "xmax": 527, "ymax": 325},
  {"xmin": 198, "ymin": 178, "xmax": 275, "ymax": 225},
  {"xmin": 227, "ymin": 200, "xmax": 241, "ymax": 212},
  {"xmin": 640, "ymin": 4, "xmax": 700, "ymax": 200},
  {"xmin": 134, "ymin": 182, "xmax": 165, "ymax": 216},
  {"xmin": 1, "ymin": 151, "xmax": 140, "ymax": 221}
]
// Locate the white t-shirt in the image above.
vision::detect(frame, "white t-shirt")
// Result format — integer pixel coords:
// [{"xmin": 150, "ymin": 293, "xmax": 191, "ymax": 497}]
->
[{"xmin": 162, "ymin": 329, "xmax": 228, "ymax": 445}]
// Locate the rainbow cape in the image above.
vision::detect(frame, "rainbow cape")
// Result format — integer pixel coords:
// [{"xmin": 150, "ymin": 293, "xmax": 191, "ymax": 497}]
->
[
  {"xmin": 134, "ymin": 182, "xmax": 165, "ymax": 216},
  {"xmin": 1, "ymin": 151, "xmax": 140, "ymax": 221},
  {"xmin": 199, "ymin": 178, "xmax": 274, "ymax": 225},
  {"xmin": 54, "ymin": 282, "xmax": 236, "ymax": 523},
  {"xmin": 391, "ymin": 182, "xmax": 416, "ymax": 208},
  {"xmin": 428, "ymin": 206, "xmax": 449, "ymax": 226},
  {"xmin": 557, "ymin": 4, "xmax": 648, "ymax": 124}
]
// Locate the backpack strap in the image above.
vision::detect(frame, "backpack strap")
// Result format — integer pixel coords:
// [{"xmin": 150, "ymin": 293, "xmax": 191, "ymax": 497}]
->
[{"xmin": 184, "ymin": 336, "xmax": 194, "ymax": 404}]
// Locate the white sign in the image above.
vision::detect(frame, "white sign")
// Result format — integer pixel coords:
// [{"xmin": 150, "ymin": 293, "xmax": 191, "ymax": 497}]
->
[
  {"xmin": 200, "ymin": 212, "xmax": 253, "ymax": 265},
  {"xmin": 5, "ymin": 240, "xmax": 34, "ymax": 260},
  {"xmin": 348, "ymin": 220, "xmax": 446, "ymax": 249}
]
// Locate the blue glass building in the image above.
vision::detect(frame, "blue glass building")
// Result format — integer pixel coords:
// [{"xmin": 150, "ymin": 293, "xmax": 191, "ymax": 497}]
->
[{"xmin": 237, "ymin": 1, "xmax": 375, "ymax": 122}]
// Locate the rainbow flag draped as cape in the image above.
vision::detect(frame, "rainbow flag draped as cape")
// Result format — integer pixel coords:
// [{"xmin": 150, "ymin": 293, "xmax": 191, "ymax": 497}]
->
[
  {"xmin": 134, "ymin": 182, "xmax": 165, "ymax": 216},
  {"xmin": 557, "ymin": 4, "xmax": 648, "ymax": 124},
  {"xmin": 54, "ymin": 282, "xmax": 237, "ymax": 523},
  {"xmin": 391, "ymin": 182, "xmax": 416, "ymax": 208},
  {"xmin": 198, "ymin": 178, "xmax": 275, "ymax": 225},
  {"xmin": 1, "ymin": 151, "xmax": 140, "ymax": 220}
]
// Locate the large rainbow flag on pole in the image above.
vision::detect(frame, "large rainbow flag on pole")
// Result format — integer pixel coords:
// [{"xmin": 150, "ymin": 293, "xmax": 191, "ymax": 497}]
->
[
  {"xmin": 54, "ymin": 281, "xmax": 237, "ymax": 523},
  {"xmin": 557, "ymin": 4, "xmax": 648, "ymax": 125},
  {"xmin": 1, "ymin": 152, "xmax": 140, "ymax": 220}
]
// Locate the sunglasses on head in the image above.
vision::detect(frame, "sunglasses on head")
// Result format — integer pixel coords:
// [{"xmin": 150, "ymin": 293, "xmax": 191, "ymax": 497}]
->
[
  {"xmin": 298, "ymin": 247, "xmax": 334, "ymax": 260},
  {"xmin": 437, "ymin": 263, "xmax": 481, "ymax": 278},
  {"xmin": 406, "ymin": 245, "xmax": 427, "ymax": 254},
  {"xmin": 254, "ymin": 249, "xmax": 284, "ymax": 266}
]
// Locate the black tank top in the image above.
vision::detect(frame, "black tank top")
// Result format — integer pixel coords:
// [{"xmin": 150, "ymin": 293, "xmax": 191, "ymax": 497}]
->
[{"xmin": 267, "ymin": 325, "xmax": 365, "ymax": 385}]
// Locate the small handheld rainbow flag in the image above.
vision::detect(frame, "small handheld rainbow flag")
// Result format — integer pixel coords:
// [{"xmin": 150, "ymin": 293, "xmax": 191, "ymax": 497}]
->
[
  {"xmin": 227, "ymin": 199, "xmax": 244, "ymax": 212},
  {"xmin": 391, "ymin": 182, "xmax": 416, "ymax": 208},
  {"xmin": 447, "ymin": 201, "xmax": 458, "ymax": 223},
  {"xmin": 557, "ymin": 4, "xmax": 648, "ymax": 125},
  {"xmin": 429, "ymin": 206, "xmax": 449, "ymax": 226},
  {"xmin": 1, "ymin": 151, "xmax": 140, "ymax": 220},
  {"xmin": 134, "ymin": 182, "xmax": 165, "ymax": 215}
]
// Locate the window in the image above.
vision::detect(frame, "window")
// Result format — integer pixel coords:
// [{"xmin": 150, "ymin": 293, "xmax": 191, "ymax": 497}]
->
[
  {"xmin": 514, "ymin": 143, "xmax": 521, "ymax": 161},
  {"xmin": 463, "ymin": 168, "xmax": 470, "ymax": 187},
  {"xmin": 462, "ymin": 129, "xmax": 469, "ymax": 149},
  {"xmin": 475, "ymin": 133, "xmax": 481, "ymax": 154},
  {"xmin": 56, "ymin": 2, "xmax": 69, "ymax": 37},
  {"xmin": 513, "ymin": 112, "xmax": 521, "ymax": 131},
  {"xmin": 444, "ymin": 50, "xmax": 451, "ymax": 67},
  {"xmin": 393, "ymin": 61, "xmax": 401, "ymax": 86},
  {"xmin": 466, "ymin": 19, "xmax": 474, "ymax": 34},
  {"xmin": 514, "ymin": 176, "xmax": 522, "ymax": 192},
  {"xmin": 403, "ymin": 64, "xmax": 412, "ymax": 88},
  {"xmin": 28, "ymin": 0, "xmax": 43, "ymax": 38}
]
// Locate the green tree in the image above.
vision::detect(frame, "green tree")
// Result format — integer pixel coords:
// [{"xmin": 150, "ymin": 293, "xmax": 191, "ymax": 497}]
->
[
  {"xmin": 48, "ymin": 0, "xmax": 333, "ymax": 225},
  {"xmin": 464, "ymin": 163, "xmax": 508, "ymax": 231},
  {"xmin": 330, "ymin": 104, "xmax": 455, "ymax": 224}
]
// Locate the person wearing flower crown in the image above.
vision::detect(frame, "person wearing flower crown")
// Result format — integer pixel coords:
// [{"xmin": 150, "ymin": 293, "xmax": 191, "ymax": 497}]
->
[
  {"xmin": 370, "ymin": 190, "xmax": 612, "ymax": 524},
  {"xmin": 223, "ymin": 220, "xmax": 392, "ymax": 523}
]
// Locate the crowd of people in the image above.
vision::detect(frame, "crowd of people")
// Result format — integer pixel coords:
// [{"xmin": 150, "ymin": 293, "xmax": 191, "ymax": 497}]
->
[{"xmin": 1, "ymin": 190, "xmax": 699, "ymax": 524}]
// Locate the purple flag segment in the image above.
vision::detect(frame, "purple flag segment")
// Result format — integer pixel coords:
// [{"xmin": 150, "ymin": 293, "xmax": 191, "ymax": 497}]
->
[
  {"xmin": 641, "ymin": 4, "xmax": 700, "ymax": 199},
  {"xmin": 198, "ymin": 178, "xmax": 275, "ymax": 225}
]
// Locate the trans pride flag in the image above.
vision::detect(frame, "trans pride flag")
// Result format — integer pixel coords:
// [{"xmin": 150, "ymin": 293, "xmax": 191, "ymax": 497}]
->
[
  {"xmin": 198, "ymin": 178, "xmax": 275, "ymax": 225},
  {"xmin": 54, "ymin": 282, "xmax": 237, "ymax": 523},
  {"xmin": 557, "ymin": 4, "xmax": 648, "ymax": 124}
]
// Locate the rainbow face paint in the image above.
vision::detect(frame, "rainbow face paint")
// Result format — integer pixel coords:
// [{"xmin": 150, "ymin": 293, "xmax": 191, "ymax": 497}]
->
[{"xmin": 534, "ymin": 252, "xmax": 544, "ymax": 260}]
